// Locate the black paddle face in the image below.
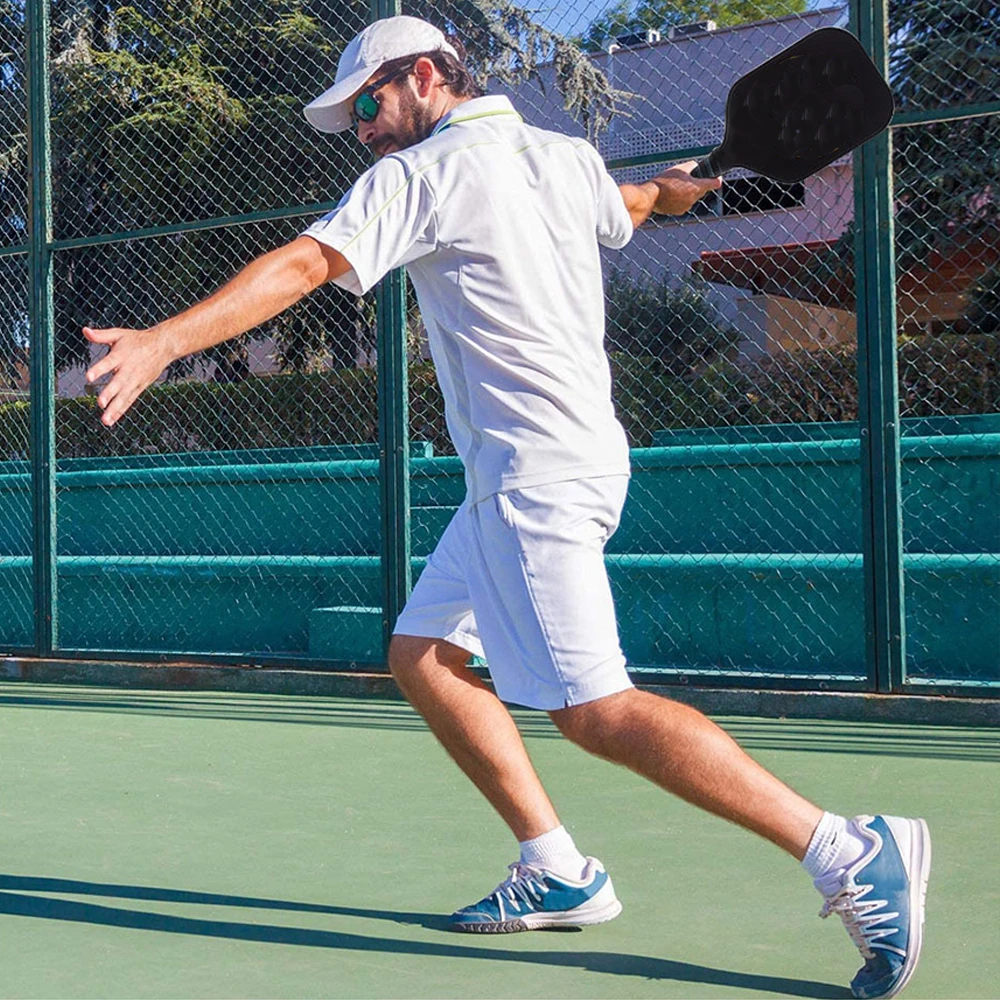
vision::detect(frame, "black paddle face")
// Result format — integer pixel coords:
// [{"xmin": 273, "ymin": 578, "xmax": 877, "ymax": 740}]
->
[{"xmin": 693, "ymin": 27, "xmax": 894, "ymax": 183}]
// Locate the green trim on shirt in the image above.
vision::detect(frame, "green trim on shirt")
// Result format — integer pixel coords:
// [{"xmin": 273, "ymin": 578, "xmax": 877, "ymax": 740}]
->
[{"xmin": 432, "ymin": 108, "xmax": 524, "ymax": 135}]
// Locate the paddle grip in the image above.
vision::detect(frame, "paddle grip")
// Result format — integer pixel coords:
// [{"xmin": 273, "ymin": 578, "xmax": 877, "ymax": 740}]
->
[{"xmin": 691, "ymin": 148, "xmax": 724, "ymax": 179}]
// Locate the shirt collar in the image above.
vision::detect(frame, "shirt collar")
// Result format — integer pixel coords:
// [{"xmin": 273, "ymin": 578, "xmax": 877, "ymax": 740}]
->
[{"xmin": 431, "ymin": 95, "xmax": 522, "ymax": 136}]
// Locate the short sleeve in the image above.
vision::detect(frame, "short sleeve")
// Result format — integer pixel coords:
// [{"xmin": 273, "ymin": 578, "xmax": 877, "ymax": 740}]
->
[
  {"xmin": 579, "ymin": 143, "xmax": 633, "ymax": 250},
  {"xmin": 302, "ymin": 155, "xmax": 438, "ymax": 295}
]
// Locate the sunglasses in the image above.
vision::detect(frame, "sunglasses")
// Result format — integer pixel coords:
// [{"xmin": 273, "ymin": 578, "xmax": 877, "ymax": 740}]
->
[{"xmin": 351, "ymin": 66, "xmax": 413, "ymax": 125}]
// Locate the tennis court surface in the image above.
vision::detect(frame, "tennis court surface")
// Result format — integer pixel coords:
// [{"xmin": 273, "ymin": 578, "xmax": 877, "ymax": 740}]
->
[{"xmin": 0, "ymin": 683, "xmax": 997, "ymax": 999}]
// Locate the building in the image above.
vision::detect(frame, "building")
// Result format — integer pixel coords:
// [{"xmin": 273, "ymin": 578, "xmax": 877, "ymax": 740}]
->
[{"xmin": 496, "ymin": 5, "xmax": 993, "ymax": 359}]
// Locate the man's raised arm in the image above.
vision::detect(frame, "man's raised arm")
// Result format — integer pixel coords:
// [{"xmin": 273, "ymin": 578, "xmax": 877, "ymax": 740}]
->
[
  {"xmin": 84, "ymin": 235, "xmax": 350, "ymax": 427},
  {"xmin": 618, "ymin": 160, "xmax": 722, "ymax": 228}
]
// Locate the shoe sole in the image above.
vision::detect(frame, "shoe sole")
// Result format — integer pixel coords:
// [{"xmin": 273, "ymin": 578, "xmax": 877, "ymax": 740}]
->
[
  {"xmin": 879, "ymin": 817, "xmax": 932, "ymax": 1000},
  {"xmin": 451, "ymin": 881, "xmax": 623, "ymax": 934}
]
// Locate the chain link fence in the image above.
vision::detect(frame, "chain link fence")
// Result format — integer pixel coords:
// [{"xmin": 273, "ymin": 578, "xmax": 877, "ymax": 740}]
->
[
  {"xmin": 0, "ymin": 0, "xmax": 32, "ymax": 651},
  {"xmin": 0, "ymin": 0, "xmax": 996, "ymax": 690},
  {"xmin": 888, "ymin": 0, "xmax": 1000, "ymax": 685}
]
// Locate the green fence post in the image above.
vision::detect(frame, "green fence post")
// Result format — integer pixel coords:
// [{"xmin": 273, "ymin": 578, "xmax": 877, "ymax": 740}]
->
[
  {"xmin": 850, "ymin": 0, "xmax": 906, "ymax": 693},
  {"xmin": 25, "ymin": 0, "xmax": 57, "ymax": 655},
  {"xmin": 371, "ymin": 0, "xmax": 411, "ymax": 660}
]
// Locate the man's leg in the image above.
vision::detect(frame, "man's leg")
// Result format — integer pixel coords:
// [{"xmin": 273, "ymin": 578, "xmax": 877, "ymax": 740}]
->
[
  {"xmin": 549, "ymin": 687, "xmax": 821, "ymax": 858},
  {"xmin": 550, "ymin": 688, "xmax": 931, "ymax": 1000},
  {"xmin": 388, "ymin": 633, "xmax": 560, "ymax": 841},
  {"xmin": 390, "ymin": 632, "xmax": 621, "ymax": 932}
]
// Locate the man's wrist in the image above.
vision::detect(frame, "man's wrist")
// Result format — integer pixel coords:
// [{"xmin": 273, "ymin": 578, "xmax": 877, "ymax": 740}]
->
[
  {"xmin": 640, "ymin": 179, "xmax": 662, "ymax": 216},
  {"xmin": 150, "ymin": 320, "xmax": 183, "ymax": 367}
]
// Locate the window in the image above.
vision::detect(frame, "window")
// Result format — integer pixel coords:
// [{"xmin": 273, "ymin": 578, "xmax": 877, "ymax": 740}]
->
[{"xmin": 722, "ymin": 177, "xmax": 805, "ymax": 216}]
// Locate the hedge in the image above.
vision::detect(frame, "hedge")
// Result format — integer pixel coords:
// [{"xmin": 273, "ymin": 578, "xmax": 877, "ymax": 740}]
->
[{"xmin": 0, "ymin": 334, "xmax": 995, "ymax": 460}]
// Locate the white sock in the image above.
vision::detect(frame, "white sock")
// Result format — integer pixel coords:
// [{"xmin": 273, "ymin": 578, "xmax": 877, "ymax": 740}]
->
[
  {"xmin": 519, "ymin": 825, "xmax": 588, "ymax": 881},
  {"xmin": 801, "ymin": 812, "xmax": 867, "ymax": 881}
]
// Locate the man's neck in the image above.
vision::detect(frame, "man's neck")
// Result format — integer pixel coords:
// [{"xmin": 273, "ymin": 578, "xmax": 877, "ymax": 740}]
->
[{"xmin": 431, "ymin": 93, "xmax": 474, "ymax": 130}]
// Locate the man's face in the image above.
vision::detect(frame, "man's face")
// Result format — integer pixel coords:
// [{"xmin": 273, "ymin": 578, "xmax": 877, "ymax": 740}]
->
[{"xmin": 354, "ymin": 70, "xmax": 438, "ymax": 158}]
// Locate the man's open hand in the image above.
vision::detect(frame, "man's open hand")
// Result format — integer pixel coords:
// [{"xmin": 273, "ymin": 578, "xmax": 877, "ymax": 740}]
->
[{"xmin": 84, "ymin": 325, "xmax": 173, "ymax": 427}]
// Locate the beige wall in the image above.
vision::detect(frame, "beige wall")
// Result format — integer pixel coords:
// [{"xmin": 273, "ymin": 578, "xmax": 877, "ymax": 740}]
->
[{"xmin": 737, "ymin": 294, "xmax": 856, "ymax": 361}]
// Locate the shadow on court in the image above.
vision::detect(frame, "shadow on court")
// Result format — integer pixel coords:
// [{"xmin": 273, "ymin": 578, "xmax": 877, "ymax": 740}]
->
[
  {"xmin": 0, "ymin": 876, "xmax": 850, "ymax": 999},
  {"xmin": 1, "ymin": 687, "xmax": 997, "ymax": 762}
]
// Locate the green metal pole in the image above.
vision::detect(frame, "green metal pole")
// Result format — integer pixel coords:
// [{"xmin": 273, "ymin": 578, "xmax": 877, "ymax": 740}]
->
[
  {"xmin": 850, "ymin": 0, "xmax": 905, "ymax": 692},
  {"xmin": 375, "ymin": 271, "xmax": 411, "ymax": 658},
  {"xmin": 371, "ymin": 0, "xmax": 411, "ymax": 659},
  {"xmin": 25, "ymin": 0, "xmax": 57, "ymax": 655}
]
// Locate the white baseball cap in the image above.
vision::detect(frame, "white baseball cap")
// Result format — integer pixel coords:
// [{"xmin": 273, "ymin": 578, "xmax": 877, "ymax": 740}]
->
[{"xmin": 304, "ymin": 16, "xmax": 460, "ymax": 134}]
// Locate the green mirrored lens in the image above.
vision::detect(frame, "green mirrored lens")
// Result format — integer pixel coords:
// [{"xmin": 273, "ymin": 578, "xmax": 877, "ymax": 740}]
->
[{"xmin": 354, "ymin": 91, "xmax": 380, "ymax": 123}]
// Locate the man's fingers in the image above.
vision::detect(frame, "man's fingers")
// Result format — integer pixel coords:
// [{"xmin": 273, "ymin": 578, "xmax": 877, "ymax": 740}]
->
[
  {"xmin": 96, "ymin": 372, "xmax": 126, "ymax": 413},
  {"xmin": 97, "ymin": 377, "xmax": 135, "ymax": 426},
  {"xmin": 86, "ymin": 353, "xmax": 117, "ymax": 384},
  {"xmin": 83, "ymin": 325, "xmax": 121, "ymax": 345},
  {"xmin": 673, "ymin": 161, "xmax": 722, "ymax": 187},
  {"xmin": 105, "ymin": 385, "xmax": 143, "ymax": 426},
  {"xmin": 84, "ymin": 327, "xmax": 126, "ymax": 384}
]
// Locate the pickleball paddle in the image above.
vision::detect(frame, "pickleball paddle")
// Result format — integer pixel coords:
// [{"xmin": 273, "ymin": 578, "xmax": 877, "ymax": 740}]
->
[{"xmin": 690, "ymin": 27, "xmax": 894, "ymax": 183}]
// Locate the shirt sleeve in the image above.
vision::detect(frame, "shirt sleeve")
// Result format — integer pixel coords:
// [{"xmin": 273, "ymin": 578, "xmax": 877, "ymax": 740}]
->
[
  {"xmin": 580, "ymin": 143, "xmax": 633, "ymax": 250},
  {"xmin": 302, "ymin": 155, "xmax": 438, "ymax": 296}
]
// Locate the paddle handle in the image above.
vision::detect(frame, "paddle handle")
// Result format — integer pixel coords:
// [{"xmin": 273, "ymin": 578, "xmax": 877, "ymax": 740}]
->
[{"xmin": 691, "ymin": 147, "xmax": 725, "ymax": 179}]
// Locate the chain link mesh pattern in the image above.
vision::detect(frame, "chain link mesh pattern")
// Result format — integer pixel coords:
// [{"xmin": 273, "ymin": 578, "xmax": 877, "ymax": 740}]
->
[
  {"xmin": 48, "ymin": 0, "xmax": 369, "ymax": 238},
  {"xmin": 1, "ymin": 0, "xmax": 996, "ymax": 686},
  {"xmin": 1, "ymin": 0, "xmax": 33, "ymax": 651},
  {"xmin": 51, "ymin": 219, "xmax": 382, "ymax": 657},
  {"xmin": 889, "ymin": 0, "xmax": 1000, "ymax": 681},
  {"xmin": 0, "ymin": 254, "xmax": 33, "ymax": 651}
]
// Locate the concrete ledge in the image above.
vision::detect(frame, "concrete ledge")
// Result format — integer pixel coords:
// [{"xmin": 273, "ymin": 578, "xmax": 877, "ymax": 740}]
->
[
  {"xmin": 1, "ymin": 658, "xmax": 397, "ymax": 699},
  {"xmin": 641, "ymin": 683, "xmax": 1000, "ymax": 726},
  {"xmin": 2, "ymin": 657, "xmax": 997, "ymax": 726}
]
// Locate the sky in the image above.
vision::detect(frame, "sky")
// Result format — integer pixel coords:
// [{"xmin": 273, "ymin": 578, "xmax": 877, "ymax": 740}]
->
[{"xmin": 532, "ymin": 0, "xmax": 831, "ymax": 38}]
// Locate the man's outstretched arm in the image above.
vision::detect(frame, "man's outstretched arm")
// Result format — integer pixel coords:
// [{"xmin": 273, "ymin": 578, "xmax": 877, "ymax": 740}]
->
[
  {"xmin": 84, "ymin": 235, "xmax": 350, "ymax": 427},
  {"xmin": 618, "ymin": 160, "xmax": 722, "ymax": 228}
]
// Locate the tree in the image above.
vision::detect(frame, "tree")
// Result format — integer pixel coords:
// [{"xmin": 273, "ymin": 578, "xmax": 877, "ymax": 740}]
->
[
  {"xmin": 604, "ymin": 267, "xmax": 737, "ymax": 374},
  {"xmin": 578, "ymin": 0, "xmax": 806, "ymax": 53},
  {"xmin": 2, "ymin": 0, "xmax": 631, "ymax": 381},
  {"xmin": 964, "ymin": 265, "xmax": 1000, "ymax": 334},
  {"xmin": 889, "ymin": 0, "xmax": 1000, "ymax": 266}
]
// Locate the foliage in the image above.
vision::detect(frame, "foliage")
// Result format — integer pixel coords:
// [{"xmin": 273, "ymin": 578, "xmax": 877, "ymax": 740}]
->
[
  {"xmin": 603, "ymin": 267, "xmax": 737, "ymax": 374},
  {"xmin": 961, "ymin": 265, "xmax": 1000, "ymax": 335},
  {"xmin": 0, "ymin": 0, "xmax": 630, "ymax": 378},
  {"xmin": 577, "ymin": 0, "xmax": 805, "ymax": 52},
  {"xmin": 889, "ymin": 0, "xmax": 1000, "ymax": 265},
  {"xmin": 0, "ymin": 335, "xmax": 992, "ymax": 459},
  {"xmin": 664, "ymin": 334, "xmax": 1000, "ymax": 434}
]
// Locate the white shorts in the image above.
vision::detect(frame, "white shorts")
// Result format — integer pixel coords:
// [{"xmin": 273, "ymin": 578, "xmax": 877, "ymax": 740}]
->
[{"xmin": 393, "ymin": 475, "xmax": 633, "ymax": 710}]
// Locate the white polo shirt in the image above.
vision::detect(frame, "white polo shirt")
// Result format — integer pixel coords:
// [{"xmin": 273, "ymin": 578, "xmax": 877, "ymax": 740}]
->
[{"xmin": 303, "ymin": 95, "xmax": 634, "ymax": 502}]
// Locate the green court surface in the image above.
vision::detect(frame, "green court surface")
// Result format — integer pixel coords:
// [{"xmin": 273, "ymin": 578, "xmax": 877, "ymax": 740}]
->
[{"xmin": 0, "ymin": 685, "xmax": 997, "ymax": 1000}]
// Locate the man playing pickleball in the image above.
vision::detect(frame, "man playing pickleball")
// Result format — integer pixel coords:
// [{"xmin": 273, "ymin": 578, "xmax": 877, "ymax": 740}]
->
[{"xmin": 84, "ymin": 17, "xmax": 930, "ymax": 999}]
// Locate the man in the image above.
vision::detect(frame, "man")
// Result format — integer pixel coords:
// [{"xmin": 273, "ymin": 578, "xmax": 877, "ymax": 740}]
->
[{"xmin": 84, "ymin": 17, "xmax": 930, "ymax": 999}]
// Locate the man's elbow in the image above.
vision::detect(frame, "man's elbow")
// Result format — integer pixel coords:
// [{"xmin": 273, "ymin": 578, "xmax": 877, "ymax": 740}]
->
[{"xmin": 292, "ymin": 236, "xmax": 350, "ymax": 293}]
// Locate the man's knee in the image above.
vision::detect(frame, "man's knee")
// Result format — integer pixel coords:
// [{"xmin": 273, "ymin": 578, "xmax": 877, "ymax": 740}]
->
[
  {"xmin": 549, "ymin": 689, "xmax": 637, "ymax": 755},
  {"xmin": 387, "ymin": 634, "xmax": 472, "ymax": 691}
]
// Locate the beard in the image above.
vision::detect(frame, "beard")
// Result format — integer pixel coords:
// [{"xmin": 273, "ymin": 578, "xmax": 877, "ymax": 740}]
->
[{"xmin": 371, "ymin": 87, "xmax": 438, "ymax": 158}]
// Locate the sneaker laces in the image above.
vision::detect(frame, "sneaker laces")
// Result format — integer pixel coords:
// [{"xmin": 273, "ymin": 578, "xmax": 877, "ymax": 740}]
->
[
  {"xmin": 490, "ymin": 862, "xmax": 550, "ymax": 913},
  {"xmin": 819, "ymin": 879, "xmax": 901, "ymax": 960}
]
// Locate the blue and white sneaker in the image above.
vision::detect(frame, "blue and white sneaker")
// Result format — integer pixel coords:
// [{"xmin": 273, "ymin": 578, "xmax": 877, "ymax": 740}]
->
[
  {"xmin": 816, "ymin": 815, "xmax": 931, "ymax": 1000},
  {"xmin": 449, "ymin": 857, "xmax": 622, "ymax": 933}
]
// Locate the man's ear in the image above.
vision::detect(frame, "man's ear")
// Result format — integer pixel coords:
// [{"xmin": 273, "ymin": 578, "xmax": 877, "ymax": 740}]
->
[{"xmin": 412, "ymin": 55, "xmax": 436, "ymax": 96}]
